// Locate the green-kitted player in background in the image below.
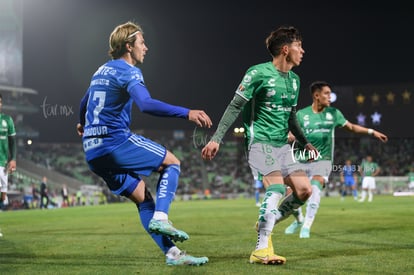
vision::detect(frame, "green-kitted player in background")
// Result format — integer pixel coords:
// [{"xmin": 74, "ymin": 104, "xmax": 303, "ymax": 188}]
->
[
  {"xmin": 358, "ymin": 155, "xmax": 381, "ymax": 202},
  {"xmin": 284, "ymin": 81, "xmax": 388, "ymax": 238},
  {"xmin": 408, "ymin": 166, "xmax": 414, "ymax": 190},
  {"xmin": 0, "ymin": 93, "xmax": 17, "ymax": 237}
]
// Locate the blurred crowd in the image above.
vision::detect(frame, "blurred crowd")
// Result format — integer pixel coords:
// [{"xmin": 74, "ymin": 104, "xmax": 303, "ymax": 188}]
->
[{"xmin": 5, "ymin": 131, "xmax": 412, "ymax": 210}]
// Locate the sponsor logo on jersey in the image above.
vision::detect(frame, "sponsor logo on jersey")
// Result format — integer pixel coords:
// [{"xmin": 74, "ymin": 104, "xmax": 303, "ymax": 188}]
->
[
  {"xmin": 83, "ymin": 138, "xmax": 103, "ymax": 152},
  {"xmin": 94, "ymin": 65, "xmax": 116, "ymax": 76},
  {"xmin": 90, "ymin": 79, "xmax": 110, "ymax": 86},
  {"xmin": 131, "ymin": 72, "xmax": 144, "ymax": 82},
  {"xmin": 243, "ymin": 74, "xmax": 252, "ymax": 83},
  {"xmin": 326, "ymin": 112, "xmax": 333, "ymax": 120},
  {"xmin": 266, "ymin": 89, "xmax": 276, "ymax": 97}
]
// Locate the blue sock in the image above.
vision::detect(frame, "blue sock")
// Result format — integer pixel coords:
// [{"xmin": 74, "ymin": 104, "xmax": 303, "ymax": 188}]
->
[
  {"xmin": 155, "ymin": 164, "xmax": 180, "ymax": 214},
  {"xmin": 352, "ymin": 189, "xmax": 358, "ymax": 198},
  {"xmin": 255, "ymin": 189, "xmax": 260, "ymax": 203},
  {"xmin": 137, "ymin": 199, "xmax": 174, "ymax": 254}
]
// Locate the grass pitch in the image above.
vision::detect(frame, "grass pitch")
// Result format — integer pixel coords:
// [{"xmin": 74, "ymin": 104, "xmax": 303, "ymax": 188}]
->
[{"xmin": 1, "ymin": 195, "xmax": 413, "ymax": 274}]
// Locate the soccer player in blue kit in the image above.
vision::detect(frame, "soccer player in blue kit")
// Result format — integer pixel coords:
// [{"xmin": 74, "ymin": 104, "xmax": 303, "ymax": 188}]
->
[
  {"xmin": 77, "ymin": 21, "xmax": 211, "ymax": 266},
  {"xmin": 340, "ymin": 159, "xmax": 359, "ymax": 200}
]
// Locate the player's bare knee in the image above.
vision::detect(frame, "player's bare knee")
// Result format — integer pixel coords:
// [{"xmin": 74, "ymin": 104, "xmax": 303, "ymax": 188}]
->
[
  {"xmin": 129, "ymin": 180, "xmax": 146, "ymax": 203},
  {"xmin": 296, "ymin": 186, "xmax": 312, "ymax": 201}
]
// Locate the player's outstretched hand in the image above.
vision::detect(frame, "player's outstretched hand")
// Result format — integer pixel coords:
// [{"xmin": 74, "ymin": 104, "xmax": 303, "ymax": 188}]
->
[
  {"xmin": 7, "ymin": 160, "xmax": 16, "ymax": 174},
  {"xmin": 76, "ymin": 123, "xmax": 84, "ymax": 137},
  {"xmin": 201, "ymin": 141, "xmax": 220, "ymax": 161},
  {"xmin": 188, "ymin": 110, "xmax": 212, "ymax": 128},
  {"xmin": 304, "ymin": 143, "xmax": 319, "ymax": 162},
  {"xmin": 287, "ymin": 131, "xmax": 296, "ymax": 143},
  {"xmin": 373, "ymin": 130, "xmax": 388, "ymax": 143}
]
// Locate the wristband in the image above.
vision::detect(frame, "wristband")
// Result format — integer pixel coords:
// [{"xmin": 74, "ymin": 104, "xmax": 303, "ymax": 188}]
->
[{"xmin": 368, "ymin": 129, "xmax": 374, "ymax": 135}]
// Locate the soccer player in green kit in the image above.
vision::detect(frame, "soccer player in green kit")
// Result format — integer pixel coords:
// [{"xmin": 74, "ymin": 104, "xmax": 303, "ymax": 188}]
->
[
  {"xmin": 201, "ymin": 26, "xmax": 318, "ymax": 265},
  {"xmin": 284, "ymin": 81, "xmax": 388, "ymax": 238},
  {"xmin": 358, "ymin": 155, "xmax": 381, "ymax": 202},
  {"xmin": 408, "ymin": 166, "xmax": 414, "ymax": 190},
  {"xmin": 0, "ymin": 94, "xmax": 17, "ymax": 237}
]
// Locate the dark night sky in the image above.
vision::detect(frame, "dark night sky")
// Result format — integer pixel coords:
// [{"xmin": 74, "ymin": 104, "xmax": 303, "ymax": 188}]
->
[{"xmin": 19, "ymin": 0, "xmax": 413, "ymax": 142}]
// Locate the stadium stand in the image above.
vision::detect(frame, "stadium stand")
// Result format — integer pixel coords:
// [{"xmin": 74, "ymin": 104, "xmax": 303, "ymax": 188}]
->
[
  {"xmin": 0, "ymin": 85, "xmax": 410, "ymax": 209},
  {"xmin": 15, "ymin": 130, "xmax": 413, "ymax": 202}
]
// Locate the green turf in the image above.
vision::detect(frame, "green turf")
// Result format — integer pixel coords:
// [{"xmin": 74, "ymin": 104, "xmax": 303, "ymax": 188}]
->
[{"xmin": 1, "ymin": 195, "xmax": 413, "ymax": 274}]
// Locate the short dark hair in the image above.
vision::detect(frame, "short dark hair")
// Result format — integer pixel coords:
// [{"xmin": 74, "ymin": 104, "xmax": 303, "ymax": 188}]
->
[
  {"xmin": 309, "ymin": 81, "xmax": 330, "ymax": 96},
  {"xmin": 265, "ymin": 26, "xmax": 302, "ymax": 57}
]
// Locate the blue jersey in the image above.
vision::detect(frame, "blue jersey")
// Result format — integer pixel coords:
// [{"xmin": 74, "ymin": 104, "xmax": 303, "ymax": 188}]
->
[
  {"xmin": 80, "ymin": 59, "xmax": 188, "ymax": 161},
  {"xmin": 343, "ymin": 164, "xmax": 357, "ymax": 186},
  {"xmin": 81, "ymin": 59, "xmax": 141, "ymax": 160},
  {"xmin": 343, "ymin": 165, "xmax": 357, "ymax": 177}
]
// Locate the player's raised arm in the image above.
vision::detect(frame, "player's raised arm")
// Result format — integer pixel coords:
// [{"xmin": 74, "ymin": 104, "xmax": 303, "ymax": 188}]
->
[
  {"xmin": 343, "ymin": 122, "xmax": 388, "ymax": 143},
  {"xmin": 128, "ymin": 82, "xmax": 212, "ymax": 128}
]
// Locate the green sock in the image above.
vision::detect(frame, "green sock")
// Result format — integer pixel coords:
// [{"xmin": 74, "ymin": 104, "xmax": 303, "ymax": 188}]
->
[{"xmin": 276, "ymin": 193, "xmax": 305, "ymax": 224}]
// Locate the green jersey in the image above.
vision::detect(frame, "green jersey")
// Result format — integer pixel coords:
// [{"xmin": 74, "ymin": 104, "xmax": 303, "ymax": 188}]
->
[
  {"xmin": 360, "ymin": 160, "xmax": 379, "ymax": 177},
  {"xmin": 408, "ymin": 172, "xmax": 414, "ymax": 182},
  {"xmin": 236, "ymin": 62, "xmax": 300, "ymax": 148},
  {"xmin": 0, "ymin": 113, "xmax": 16, "ymax": 167},
  {"xmin": 296, "ymin": 105, "xmax": 347, "ymax": 162}
]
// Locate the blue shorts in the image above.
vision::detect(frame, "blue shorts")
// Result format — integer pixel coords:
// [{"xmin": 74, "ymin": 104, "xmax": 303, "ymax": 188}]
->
[
  {"xmin": 87, "ymin": 134, "xmax": 166, "ymax": 196},
  {"xmin": 344, "ymin": 176, "xmax": 356, "ymax": 187}
]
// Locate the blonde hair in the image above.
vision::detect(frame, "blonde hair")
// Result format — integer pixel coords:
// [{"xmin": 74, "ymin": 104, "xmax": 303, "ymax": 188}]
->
[{"xmin": 108, "ymin": 21, "xmax": 143, "ymax": 59}]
